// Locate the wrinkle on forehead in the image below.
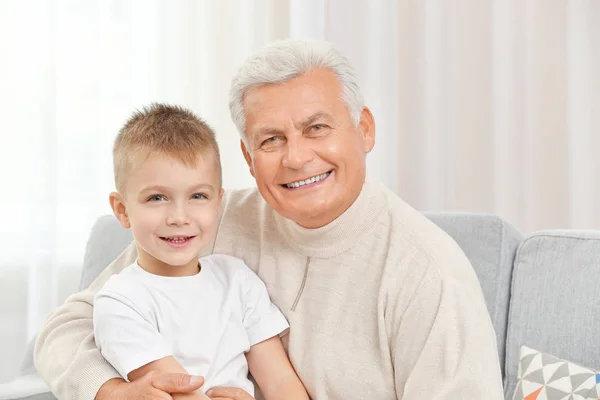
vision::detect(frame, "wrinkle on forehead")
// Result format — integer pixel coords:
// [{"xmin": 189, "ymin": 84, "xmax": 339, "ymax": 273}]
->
[{"xmin": 243, "ymin": 69, "xmax": 345, "ymax": 143}]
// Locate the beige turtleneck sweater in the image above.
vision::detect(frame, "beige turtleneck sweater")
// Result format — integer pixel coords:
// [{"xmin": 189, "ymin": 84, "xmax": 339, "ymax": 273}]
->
[{"xmin": 35, "ymin": 181, "xmax": 504, "ymax": 399}]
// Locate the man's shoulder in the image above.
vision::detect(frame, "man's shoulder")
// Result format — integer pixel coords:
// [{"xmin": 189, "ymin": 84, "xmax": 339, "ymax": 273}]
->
[
  {"xmin": 218, "ymin": 186, "xmax": 277, "ymax": 236},
  {"xmin": 377, "ymin": 183, "xmax": 472, "ymax": 277},
  {"xmin": 376, "ymin": 185, "xmax": 482, "ymax": 313},
  {"xmin": 220, "ymin": 186, "xmax": 271, "ymax": 228},
  {"xmin": 376, "ymin": 183, "xmax": 447, "ymax": 246},
  {"xmin": 222, "ymin": 186, "xmax": 264, "ymax": 211}
]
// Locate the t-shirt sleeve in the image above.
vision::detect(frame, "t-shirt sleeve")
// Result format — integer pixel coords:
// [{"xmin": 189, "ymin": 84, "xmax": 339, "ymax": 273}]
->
[
  {"xmin": 241, "ymin": 267, "xmax": 289, "ymax": 347},
  {"xmin": 93, "ymin": 283, "xmax": 172, "ymax": 380}
]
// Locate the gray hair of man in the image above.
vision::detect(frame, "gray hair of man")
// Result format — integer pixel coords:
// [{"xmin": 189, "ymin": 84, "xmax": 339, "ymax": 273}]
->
[{"xmin": 228, "ymin": 38, "xmax": 365, "ymax": 146}]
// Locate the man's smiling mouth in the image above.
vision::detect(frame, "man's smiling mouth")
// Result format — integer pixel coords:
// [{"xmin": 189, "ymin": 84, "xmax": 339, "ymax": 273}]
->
[{"xmin": 283, "ymin": 171, "xmax": 332, "ymax": 188}]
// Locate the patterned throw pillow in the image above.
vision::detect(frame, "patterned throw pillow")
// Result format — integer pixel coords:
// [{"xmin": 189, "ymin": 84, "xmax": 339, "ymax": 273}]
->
[{"xmin": 513, "ymin": 346, "xmax": 600, "ymax": 400}]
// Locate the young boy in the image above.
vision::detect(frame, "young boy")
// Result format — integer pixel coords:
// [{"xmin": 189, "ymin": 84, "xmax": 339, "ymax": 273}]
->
[{"xmin": 93, "ymin": 103, "xmax": 309, "ymax": 400}]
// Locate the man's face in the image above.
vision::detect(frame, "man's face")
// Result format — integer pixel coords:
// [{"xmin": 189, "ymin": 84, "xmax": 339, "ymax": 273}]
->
[
  {"xmin": 112, "ymin": 153, "xmax": 223, "ymax": 276},
  {"xmin": 241, "ymin": 68, "xmax": 375, "ymax": 228}
]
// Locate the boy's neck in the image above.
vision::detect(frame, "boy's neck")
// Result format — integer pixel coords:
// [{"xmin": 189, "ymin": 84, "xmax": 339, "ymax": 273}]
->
[{"xmin": 136, "ymin": 247, "xmax": 201, "ymax": 277}]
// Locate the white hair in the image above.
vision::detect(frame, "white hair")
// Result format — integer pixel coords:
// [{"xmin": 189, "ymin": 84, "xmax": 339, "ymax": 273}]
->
[{"xmin": 229, "ymin": 39, "xmax": 364, "ymax": 141}]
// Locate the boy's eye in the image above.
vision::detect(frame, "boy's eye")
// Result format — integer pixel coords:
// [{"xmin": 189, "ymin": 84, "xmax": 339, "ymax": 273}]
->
[
  {"xmin": 191, "ymin": 193, "xmax": 208, "ymax": 200},
  {"xmin": 147, "ymin": 194, "xmax": 166, "ymax": 202}
]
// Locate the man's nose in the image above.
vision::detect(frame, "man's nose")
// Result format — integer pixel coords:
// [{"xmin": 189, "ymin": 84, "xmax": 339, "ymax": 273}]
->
[{"xmin": 282, "ymin": 136, "xmax": 314, "ymax": 169}]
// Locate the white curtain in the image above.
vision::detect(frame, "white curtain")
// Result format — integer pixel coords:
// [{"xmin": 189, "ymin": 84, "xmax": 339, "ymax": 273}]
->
[
  {"xmin": 0, "ymin": 0, "xmax": 598, "ymax": 383},
  {"xmin": 393, "ymin": 0, "xmax": 600, "ymax": 233}
]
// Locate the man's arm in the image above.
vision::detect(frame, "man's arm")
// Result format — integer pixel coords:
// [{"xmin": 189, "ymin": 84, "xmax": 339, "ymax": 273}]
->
[
  {"xmin": 34, "ymin": 242, "xmax": 137, "ymax": 400},
  {"xmin": 391, "ymin": 266, "xmax": 504, "ymax": 399}
]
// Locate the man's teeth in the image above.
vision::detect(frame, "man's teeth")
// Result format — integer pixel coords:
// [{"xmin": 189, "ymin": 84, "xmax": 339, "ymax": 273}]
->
[{"xmin": 285, "ymin": 171, "xmax": 330, "ymax": 188}]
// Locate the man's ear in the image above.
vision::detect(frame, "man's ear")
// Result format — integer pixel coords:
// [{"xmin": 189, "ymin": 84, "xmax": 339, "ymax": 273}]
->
[
  {"xmin": 359, "ymin": 106, "xmax": 376, "ymax": 154},
  {"xmin": 109, "ymin": 192, "xmax": 131, "ymax": 229},
  {"xmin": 240, "ymin": 139, "xmax": 255, "ymax": 177}
]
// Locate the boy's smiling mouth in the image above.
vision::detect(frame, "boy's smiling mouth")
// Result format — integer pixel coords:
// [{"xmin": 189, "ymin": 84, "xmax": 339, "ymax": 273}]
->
[{"xmin": 159, "ymin": 235, "xmax": 197, "ymax": 248}]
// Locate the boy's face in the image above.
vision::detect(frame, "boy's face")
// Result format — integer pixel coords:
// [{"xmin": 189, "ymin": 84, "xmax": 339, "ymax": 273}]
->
[{"xmin": 110, "ymin": 152, "xmax": 223, "ymax": 276}]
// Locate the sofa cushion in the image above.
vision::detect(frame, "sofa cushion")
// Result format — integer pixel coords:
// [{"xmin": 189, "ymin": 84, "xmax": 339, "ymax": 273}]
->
[
  {"xmin": 505, "ymin": 231, "xmax": 600, "ymax": 399},
  {"xmin": 512, "ymin": 346, "xmax": 600, "ymax": 399},
  {"xmin": 79, "ymin": 215, "xmax": 133, "ymax": 290},
  {"xmin": 425, "ymin": 212, "xmax": 522, "ymax": 376}
]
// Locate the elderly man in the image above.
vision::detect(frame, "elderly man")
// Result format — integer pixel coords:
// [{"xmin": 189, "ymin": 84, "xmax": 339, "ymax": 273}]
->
[{"xmin": 35, "ymin": 39, "xmax": 504, "ymax": 399}]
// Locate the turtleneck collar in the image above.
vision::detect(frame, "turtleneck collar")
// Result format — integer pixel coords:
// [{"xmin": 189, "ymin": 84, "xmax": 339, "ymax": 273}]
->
[{"xmin": 274, "ymin": 181, "xmax": 387, "ymax": 259}]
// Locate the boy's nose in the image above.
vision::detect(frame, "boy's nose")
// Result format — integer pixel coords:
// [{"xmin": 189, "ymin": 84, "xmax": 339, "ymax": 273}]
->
[{"xmin": 166, "ymin": 205, "xmax": 190, "ymax": 226}]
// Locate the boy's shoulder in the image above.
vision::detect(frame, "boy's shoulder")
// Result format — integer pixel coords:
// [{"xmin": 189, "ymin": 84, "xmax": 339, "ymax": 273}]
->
[
  {"xmin": 201, "ymin": 255, "xmax": 269, "ymax": 309},
  {"xmin": 96, "ymin": 263, "xmax": 149, "ymax": 302},
  {"xmin": 201, "ymin": 254, "xmax": 253, "ymax": 276},
  {"xmin": 201, "ymin": 254, "xmax": 264, "ymax": 291}
]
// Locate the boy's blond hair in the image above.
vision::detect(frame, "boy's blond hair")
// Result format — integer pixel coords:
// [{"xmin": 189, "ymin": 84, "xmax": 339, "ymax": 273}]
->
[{"xmin": 113, "ymin": 103, "xmax": 222, "ymax": 193}]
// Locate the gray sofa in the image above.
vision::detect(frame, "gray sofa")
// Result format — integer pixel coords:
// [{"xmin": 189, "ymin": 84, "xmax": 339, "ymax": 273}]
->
[{"xmin": 2, "ymin": 212, "xmax": 599, "ymax": 400}]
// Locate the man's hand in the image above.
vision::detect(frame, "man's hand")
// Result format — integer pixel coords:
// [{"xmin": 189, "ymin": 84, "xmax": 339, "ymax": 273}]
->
[
  {"xmin": 205, "ymin": 387, "xmax": 255, "ymax": 400},
  {"xmin": 95, "ymin": 372, "xmax": 205, "ymax": 399},
  {"xmin": 172, "ymin": 391, "xmax": 212, "ymax": 400}
]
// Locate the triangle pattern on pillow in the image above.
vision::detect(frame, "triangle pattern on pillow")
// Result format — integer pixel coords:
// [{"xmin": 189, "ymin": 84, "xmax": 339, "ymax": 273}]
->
[{"xmin": 513, "ymin": 346, "xmax": 600, "ymax": 400}]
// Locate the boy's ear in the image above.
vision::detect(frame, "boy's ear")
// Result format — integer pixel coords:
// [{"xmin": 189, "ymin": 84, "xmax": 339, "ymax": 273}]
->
[
  {"xmin": 217, "ymin": 188, "xmax": 224, "ymax": 214},
  {"xmin": 109, "ymin": 192, "xmax": 130, "ymax": 229}
]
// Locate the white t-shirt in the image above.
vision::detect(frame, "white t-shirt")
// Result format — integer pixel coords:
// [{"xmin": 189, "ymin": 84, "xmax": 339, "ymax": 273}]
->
[{"xmin": 93, "ymin": 254, "xmax": 289, "ymax": 395}]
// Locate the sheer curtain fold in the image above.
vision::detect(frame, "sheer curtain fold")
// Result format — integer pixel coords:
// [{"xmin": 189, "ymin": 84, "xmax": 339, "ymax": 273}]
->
[
  {"xmin": 387, "ymin": 0, "xmax": 599, "ymax": 233},
  {"xmin": 0, "ymin": 0, "xmax": 598, "ymax": 383}
]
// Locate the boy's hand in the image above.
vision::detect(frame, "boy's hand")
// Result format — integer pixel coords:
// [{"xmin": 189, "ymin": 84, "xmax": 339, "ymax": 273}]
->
[{"xmin": 205, "ymin": 387, "xmax": 255, "ymax": 400}]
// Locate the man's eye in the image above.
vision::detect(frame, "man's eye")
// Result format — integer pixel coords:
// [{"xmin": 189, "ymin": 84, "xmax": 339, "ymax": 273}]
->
[
  {"xmin": 191, "ymin": 193, "xmax": 207, "ymax": 200},
  {"xmin": 312, "ymin": 124, "xmax": 325, "ymax": 130},
  {"xmin": 148, "ymin": 194, "xmax": 166, "ymax": 202},
  {"xmin": 262, "ymin": 136, "xmax": 278, "ymax": 145}
]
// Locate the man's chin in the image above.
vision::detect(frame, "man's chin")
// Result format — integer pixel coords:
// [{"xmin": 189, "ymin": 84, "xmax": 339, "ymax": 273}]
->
[
  {"xmin": 265, "ymin": 189, "xmax": 342, "ymax": 223},
  {"xmin": 284, "ymin": 204, "xmax": 341, "ymax": 228}
]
